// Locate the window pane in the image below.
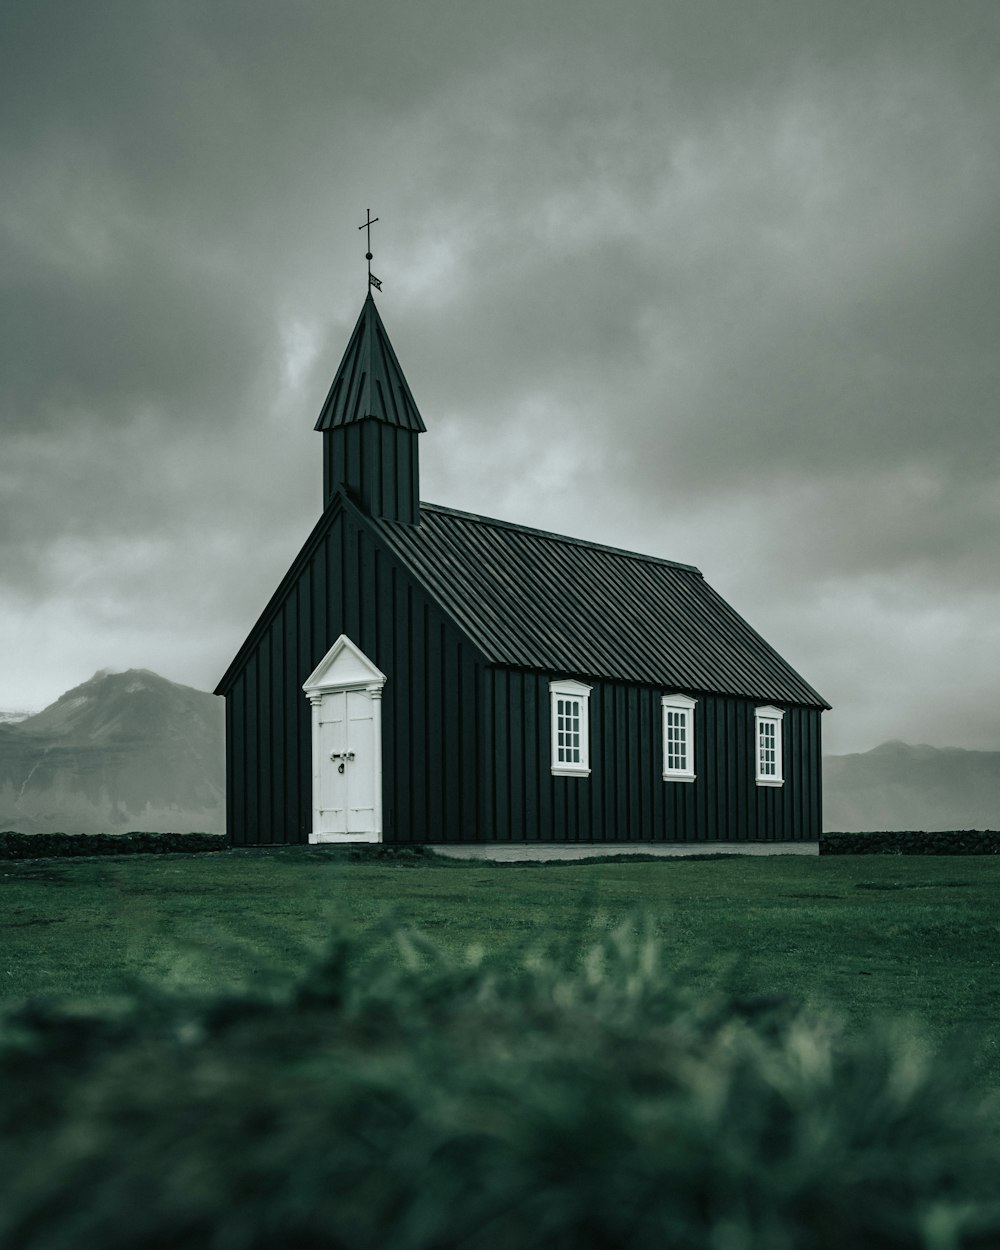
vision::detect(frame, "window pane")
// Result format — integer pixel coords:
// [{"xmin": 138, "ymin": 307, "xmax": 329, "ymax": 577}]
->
[
  {"xmin": 552, "ymin": 688, "xmax": 589, "ymax": 771},
  {"xmin": 665, "ymin": 706, "xmax": 692, "ymax": 773},
  {"xmin": 759, "ymin": 720, "xmax": 776, "ymax": 774}
]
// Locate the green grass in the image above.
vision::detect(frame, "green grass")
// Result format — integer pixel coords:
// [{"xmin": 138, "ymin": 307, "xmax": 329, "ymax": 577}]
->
[
  {"xmin": 3, "ymin": 850, "xmax": 1000, "ymax": 1247},
  {"xmin": 2, "ymin": 848, "xmax": 999, "ymax": 1082},
  {"xmin": 5, "ymin": 914, "xmax": 999, "ymax": 1249}
]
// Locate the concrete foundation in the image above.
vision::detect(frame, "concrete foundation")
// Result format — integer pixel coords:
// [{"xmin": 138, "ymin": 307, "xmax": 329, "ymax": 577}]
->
[{"xmin": 430, "ymin": 841, "xmax": 820, "ymax": 862}]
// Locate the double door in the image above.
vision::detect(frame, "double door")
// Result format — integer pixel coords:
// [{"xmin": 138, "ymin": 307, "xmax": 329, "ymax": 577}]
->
[{"xmin": 315, "ymin": 688, "xmax": 378, "ymax": 837}]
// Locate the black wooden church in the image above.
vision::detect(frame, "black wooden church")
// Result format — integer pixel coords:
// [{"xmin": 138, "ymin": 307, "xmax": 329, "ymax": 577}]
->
[{"xmin": 216, "ymin": 288, "xmax": 829, "ymax": 847}]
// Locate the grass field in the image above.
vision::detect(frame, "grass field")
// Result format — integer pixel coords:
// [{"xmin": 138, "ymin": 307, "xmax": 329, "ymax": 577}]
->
[{"xmin": 3, "ymin": 847, "xmax": 998, "ymax": 1082}]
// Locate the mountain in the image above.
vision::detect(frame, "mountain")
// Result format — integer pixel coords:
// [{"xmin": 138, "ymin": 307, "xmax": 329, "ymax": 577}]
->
[
  {"xmin": 0, "ymin": 710, "xmax": 34, "ymax": 725},
  {"xmin": 823, "ymin": 741, "xmax": 1000, "ymax": 832},
  {"xmin": 0, "ymin": 670, "xmax": 224, "ymax": 834}
]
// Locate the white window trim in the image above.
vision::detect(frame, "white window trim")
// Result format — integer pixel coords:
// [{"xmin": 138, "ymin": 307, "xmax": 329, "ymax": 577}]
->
[
  {"xmin": 661, "ymin": 693, "xmax": 696, "ymax": 782},
  {"xmin": 754, "ymin": 705, "xmax": 785, "ymax": 787},
  {"xmin": 549, "ymin": 678, "xmax": 592, "ymax": 777}
]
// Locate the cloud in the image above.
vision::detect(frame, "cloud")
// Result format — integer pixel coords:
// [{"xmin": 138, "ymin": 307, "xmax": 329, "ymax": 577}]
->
[{"xmin": 1, "ymin": 0, "xmax": 998, "ymax": 753}]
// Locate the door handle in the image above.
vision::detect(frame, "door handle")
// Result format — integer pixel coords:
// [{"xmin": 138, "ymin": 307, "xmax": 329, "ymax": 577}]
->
[{"xmin": 329, "ymin": 751, "xmax": 356, "ymax": 762}]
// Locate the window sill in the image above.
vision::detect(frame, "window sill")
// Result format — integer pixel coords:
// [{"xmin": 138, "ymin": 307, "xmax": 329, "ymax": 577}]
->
[
  {"xmin": 551, "ymin": 766, "xmax": 591, "ymax": 778},
  {"xmin": 663, "ymin": 772, "xmax": 696, "ymax": 783},
  {"xmin": 755, "ymin": 778, "xmax": 784, "ymax": 788}
]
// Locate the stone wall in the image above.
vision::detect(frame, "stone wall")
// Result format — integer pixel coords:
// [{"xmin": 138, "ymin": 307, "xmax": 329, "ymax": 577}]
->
[{"xmin": 821, "ymin": 830, "xmax": 1000, "ymax": 855}]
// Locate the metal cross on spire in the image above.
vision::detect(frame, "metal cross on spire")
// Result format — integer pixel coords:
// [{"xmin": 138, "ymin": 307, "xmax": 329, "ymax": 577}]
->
[{"xmin": 359, "ymin": 209, "xmax": 382, "ymax": 291}]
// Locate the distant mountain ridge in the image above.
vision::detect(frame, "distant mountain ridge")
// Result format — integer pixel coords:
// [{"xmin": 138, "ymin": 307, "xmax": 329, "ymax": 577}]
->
[
  {"xmin": 0, "ymin": 669, "xmax": 224, "ymax": 834},
  {"xmin": 823, "ymin": 740, "xmax": 1000, "ymax": 833}
]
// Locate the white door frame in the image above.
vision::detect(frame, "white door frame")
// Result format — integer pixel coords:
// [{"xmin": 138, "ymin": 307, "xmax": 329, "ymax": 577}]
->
[{"xmin": 302, "ymin": 635, "xmax": 387, "ymax": 844}]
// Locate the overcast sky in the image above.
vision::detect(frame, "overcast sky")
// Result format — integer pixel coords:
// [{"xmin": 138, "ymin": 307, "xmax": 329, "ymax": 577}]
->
[{"xmin": 2, "ymin": 1, "xmax": 998, "ymax": 754}]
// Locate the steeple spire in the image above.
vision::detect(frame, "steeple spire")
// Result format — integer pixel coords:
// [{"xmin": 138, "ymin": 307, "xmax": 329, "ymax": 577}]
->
[
  {"xmin": 314, "ymin": 294, "xmax": 425, "ymax": 432},
  {"xmin": 315, "ymin": 293, "xmax": 425, "ymax": 523}
]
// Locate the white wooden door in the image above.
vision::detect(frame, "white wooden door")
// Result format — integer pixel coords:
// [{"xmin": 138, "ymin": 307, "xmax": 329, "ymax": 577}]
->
[{"xmin": 316, "ymin": 688, "xmax": 377, "ymax": 835}]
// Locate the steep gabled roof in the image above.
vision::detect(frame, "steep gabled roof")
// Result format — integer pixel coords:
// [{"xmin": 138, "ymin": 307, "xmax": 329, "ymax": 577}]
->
[
  {"xmin": 216, "ymin": 492, "xmax": 829, "ymax": 709},
  {"xmin": 314, "ymin": 292, "xmax": 426, "ymax": 432},
  {"xmin": 368, "ymin": 503, "xmax": 830, "ymax": 708}
]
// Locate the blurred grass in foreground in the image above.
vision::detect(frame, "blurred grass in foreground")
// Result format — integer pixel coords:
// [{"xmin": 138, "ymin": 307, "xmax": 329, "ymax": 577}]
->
[
  {"xmin": 1, "ymin": 916, "xmax": 998, "ymax": 1249},
  {"xmin": 2, "ymin": 848, "xmax": 998, "ymax": 1086}
]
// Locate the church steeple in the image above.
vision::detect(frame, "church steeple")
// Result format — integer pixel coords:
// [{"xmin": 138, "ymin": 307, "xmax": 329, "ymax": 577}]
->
[{"xmin": 315, "ymin": 293, "xmax": 425, "ymax": 523}]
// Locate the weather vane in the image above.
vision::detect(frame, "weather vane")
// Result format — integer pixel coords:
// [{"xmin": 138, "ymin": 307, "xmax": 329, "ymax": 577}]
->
[{"xmin": 359, "ymin": 209, "xmax": 382, "ymax": 291}]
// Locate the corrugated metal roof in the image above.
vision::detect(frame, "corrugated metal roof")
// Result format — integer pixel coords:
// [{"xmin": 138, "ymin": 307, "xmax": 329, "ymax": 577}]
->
[
  {"xmin": 314, "ymin": 293, "xmax": 426, "ymax": 432},
  {"xmin": 370, "ymin": 503, "xmax": 830, "ymax": 708}
]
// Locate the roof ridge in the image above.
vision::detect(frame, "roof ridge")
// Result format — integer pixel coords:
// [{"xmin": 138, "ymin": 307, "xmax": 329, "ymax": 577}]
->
[{"xmin": 411, "ymin": 502, "xmax": 702, "ymax": 575}]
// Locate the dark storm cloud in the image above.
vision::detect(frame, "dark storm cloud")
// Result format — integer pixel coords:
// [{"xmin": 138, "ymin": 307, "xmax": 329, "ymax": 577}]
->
[{"xmin": 1, "ymin": 0, "xmax": 998, "ymax": 750}]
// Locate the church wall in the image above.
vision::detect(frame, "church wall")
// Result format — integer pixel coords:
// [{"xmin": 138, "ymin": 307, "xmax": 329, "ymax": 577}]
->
[
  {"xmin": 224, "ymin": 506, "xmax": 483, "ymax": 845},
  {"xmin": 226, "ymin": 539, "xmax": 821, "ymax": 844},
  {"xmin": 481, "ymin": 669, "xmax": 822, "ymax": 843}
]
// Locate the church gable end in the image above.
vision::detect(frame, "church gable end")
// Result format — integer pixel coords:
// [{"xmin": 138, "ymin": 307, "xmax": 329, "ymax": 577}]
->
[{"xmin": 217, "ymin": 491, "xmax": 486, "ymax": 846}]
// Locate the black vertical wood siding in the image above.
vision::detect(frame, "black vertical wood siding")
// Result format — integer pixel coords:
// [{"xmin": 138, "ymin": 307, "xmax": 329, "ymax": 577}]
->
[
  {"xmin": 224, "ymin": 505, "xmax": 481, "ymax": 845},
  {"xmin": 480, "ymin": 669, "xmax": 822, "ymax": 843},
  {"xmin": 323, "ymin": 423, "xmax": 419, "ymax": 523},
  {"xmin": 222, "ymin": 502, "xmax": 823, "ymax": 845},
  {"xmin": 227, "ymin": 622, "xmax": 821, "ymax": 844}
]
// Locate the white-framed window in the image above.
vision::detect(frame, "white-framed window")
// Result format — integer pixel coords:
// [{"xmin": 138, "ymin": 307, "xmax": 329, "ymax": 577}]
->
[
  {"xmin": 661, "ymin": 694, "xmax": 696, "ymax": 782},
  {"xmin": 754, "ymin": 705, "xmax": 785, "ymax": 786},
  {"xmin": 549, "ymin": 678, "xmax": 592, "ymax": 777}
]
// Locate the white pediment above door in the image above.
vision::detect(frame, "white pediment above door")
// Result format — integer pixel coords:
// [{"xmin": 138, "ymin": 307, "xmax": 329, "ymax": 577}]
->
[{"xmin": 303, "ymin": 634, "xmax": 387, "ymax": 695}]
